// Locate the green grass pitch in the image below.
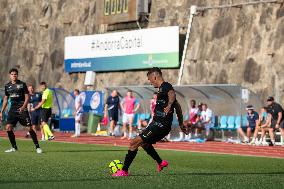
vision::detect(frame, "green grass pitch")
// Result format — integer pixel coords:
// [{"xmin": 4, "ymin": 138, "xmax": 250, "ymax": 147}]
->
[{"xmin": 0, "ymin": 139, "xmax": 283, "ymax": 189}]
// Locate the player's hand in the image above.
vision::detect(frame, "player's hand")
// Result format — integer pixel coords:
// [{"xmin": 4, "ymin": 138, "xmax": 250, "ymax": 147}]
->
[
  {"xmin": 164, "ymin": 105, "xmax": 171, "ymax": 115},
  {"xmin": 275, "ymin": 124, "xmax": 280, "ymax": 129},
  {"xmin": 0, "ymin": 112, "xmax": 2, "ymax": 121},
  {"xmin": 18, "ymin": 107, "xmax": 25, "ymax": 113}
]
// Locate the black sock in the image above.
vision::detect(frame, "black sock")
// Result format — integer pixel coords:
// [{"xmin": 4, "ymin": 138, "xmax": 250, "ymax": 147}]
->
[
  {"xmin": 142, "ymin": 144, "xmax": 162, "ymax": 164},
  {"xmin": 29, "ymin": 130, "xmax": 40, "ymax": 149},
  {"xmin": 7, "ymin": 131, "xmax": 17, "ymax": 150},
  {"xmin": 122, "ymin": 150, "xmax": 138, "ymax": 171}
]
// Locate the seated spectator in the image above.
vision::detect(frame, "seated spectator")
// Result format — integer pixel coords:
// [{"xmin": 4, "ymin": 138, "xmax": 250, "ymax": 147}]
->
[
  {"xmin": 258, "ymin": 107, "xmax": 271, "ymax": 146},
  {"xmin": 200, "ymin": 104, "xmax": 214, "ymax": 139},
  {"xmin": 249, "ymin": 107, "xmax": 267, "ymax": 145},
  {"xmin": 237, "ymin": 105, "xmax": 259, "ymax": 143}
]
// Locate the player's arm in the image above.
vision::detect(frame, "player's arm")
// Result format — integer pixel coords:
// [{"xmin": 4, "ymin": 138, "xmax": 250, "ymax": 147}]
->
[
  {"xmin": 174, "ymin": 100, "xmax": 183, "ymax": 126},
  {"xmin": 34, "ymin": 98, "xmax": 46, "ymax": 110},
  {"xmin": 174, "ymin": 101, "xmax": 189, "ymax": 134},
  {"xmin": 18, "ymin": 93, "xmax": 29, "ymax": 112},
  {"xmin": 134, "ymin": 100, "xmax": 140, "ymax": 112},
  {"xmin": 104, "ymin": 103, "xmax": 108, "ymax": 118},
  {"xmin": 164, "ymin": 89, "xmax": 176, "ymax": 114},
  {"xmin": 261, "ymin": 113, "xmax": 272, "ymax": 128},
  {"xmin": 276, "ymin": 110, "xmax": 282, "ymax": 128},
  {"xmin": 120, "ymin": 100, "xmax": 125, "ymax": 112},
  {"xmin": 0, "ymin": 95, "xmax": 8, "ymax": 120}
]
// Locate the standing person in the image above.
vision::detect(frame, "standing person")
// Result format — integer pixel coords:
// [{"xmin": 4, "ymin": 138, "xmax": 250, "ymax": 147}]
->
[
  {"xmin": 104, "ymin": 90, "xmax": 120, "ymax": 136},
  {"xmin": 27, "ymin": 85, "xmax": 44, "ymax": 140},
  {"xmin": 72, "ymin": 89, "xmax": 83, "ymax": 137},
  {"xmin": 112, "ymin": 67, "xmax": 187, "ymax": 177},
  {"xmin": 266, "ymin": 96, "xmax": 284, "ymax": 146},
  {"xmin": 120, "ymin": 90, "xmax": 140, "ymax": 140},
  {"xmin": 237, "ymin": 105, "xmax": 259, "ymax": 143},
  {"xmin": 33, "ymin": 82, "xmax": 54, "ymax": 141},
  {"xmin": 0, "ymin": 68, "xmax": 42, "ymax": 153}
]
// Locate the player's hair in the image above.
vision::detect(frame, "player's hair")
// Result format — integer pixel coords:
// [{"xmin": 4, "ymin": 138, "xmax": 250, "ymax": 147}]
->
[
  {"xmin": 153, "ymin": 92, "xmax": 158, "ymax": 95},
  {"xmin": 127, "ymin": 89, "xmax": 132, "ymax": 93},
  {"xmin": 40, "ymin": 81, "xmax": 47, "ymax": 86},
  {"xmin": 190, "ymin": 99, "xmax": 196, "ymax": 105},
  {"xmin": 74, "ymin": 89, "xmax": 80, "ymax": 93},
  {"xmin": 9, "ymin": 68, "xmax": 18, "ymax": 74},
  {"xmin": 147, "ymin": 67, "xmax": 162, "ymax": 76}
]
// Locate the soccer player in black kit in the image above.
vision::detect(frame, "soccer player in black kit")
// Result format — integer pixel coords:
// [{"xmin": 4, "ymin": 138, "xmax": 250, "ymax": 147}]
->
[
  {"xmin": 0, "ymin": 68, "xmax": 42, "ymax": 153},
  {"xmin": 113, "ymin": 67, "xmax": 186, "ymax": 177}
]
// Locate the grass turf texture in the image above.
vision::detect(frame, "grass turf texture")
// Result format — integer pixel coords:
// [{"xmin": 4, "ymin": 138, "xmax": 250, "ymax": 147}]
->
[{"xmin": 0, "ymin": 139, "xmax": 283, "ymax": 189}]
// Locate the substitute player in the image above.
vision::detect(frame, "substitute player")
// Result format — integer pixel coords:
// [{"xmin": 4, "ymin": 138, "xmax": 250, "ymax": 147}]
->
[
  {"xmin": 71, "ymin": 89, "xmax": 83, "ymax": 137},
  {"xmin": 113, "ymin": 67, "xmax": 187, "ymax": 177},
  {"xmin": 0, "ymin": 68, "xmax": 42, "ymax": 153},
  {"xmin": 27, "ymin": 84, "xmax": 44, "ymax": 140}
]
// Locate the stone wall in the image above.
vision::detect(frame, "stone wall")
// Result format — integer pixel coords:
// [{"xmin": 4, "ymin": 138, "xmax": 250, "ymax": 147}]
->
[{"xmin": 0, "ymin": 0, "xmax": 284, "ymax": 104}]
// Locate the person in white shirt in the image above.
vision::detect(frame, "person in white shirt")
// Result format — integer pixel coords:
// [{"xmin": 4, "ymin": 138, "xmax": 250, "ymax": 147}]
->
[
  {"xmin": 72, "ymin": 89, "xmax": 83, "ymax": 137},
  {"xmin": 200, "ymin": 104, "xmax": 214, "ymax": 138}
]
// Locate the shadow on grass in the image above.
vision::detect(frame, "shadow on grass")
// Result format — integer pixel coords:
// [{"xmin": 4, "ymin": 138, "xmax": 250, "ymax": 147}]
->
[
  {"xmin": 45, "ymin": 149, "xmax": 126, "ymax": 153},
  {"xmin": 1, "ymin": 172, "xmax": 284, "ymax": 184}
]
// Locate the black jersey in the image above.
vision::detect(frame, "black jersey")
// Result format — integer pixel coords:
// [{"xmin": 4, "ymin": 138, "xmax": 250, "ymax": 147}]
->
[
  {"xmin": 5, "ymin": 80, "xmax": 28, "ymax": 108},
  {"xmin": 267, "ymin": 102, "xmax": 284, "ymax": 121},
  {"xmin": 153, "ymin": 82, "xmax": 175, "ymax": 126}
]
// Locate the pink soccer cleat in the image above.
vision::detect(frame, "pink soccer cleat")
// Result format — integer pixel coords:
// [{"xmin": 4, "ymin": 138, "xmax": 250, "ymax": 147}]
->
[
  {"xmin": 112, "ymin": 170, "xmax": 129, "ymax": 177},
  {"xmin": 157, "ymin": 160, "xmax": 169, "ymax": 172}
]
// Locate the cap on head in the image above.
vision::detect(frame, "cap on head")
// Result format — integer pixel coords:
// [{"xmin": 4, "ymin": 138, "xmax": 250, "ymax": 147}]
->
[
  {"xmin": 246, "ymin": 105, "xmax": 254, "ymax": 110},
  {"xmin": 267, "ymin": 96, "xmax": 274, "ymax": 102}
]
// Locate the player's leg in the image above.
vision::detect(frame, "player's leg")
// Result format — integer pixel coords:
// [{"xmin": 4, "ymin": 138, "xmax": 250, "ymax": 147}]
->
[
  {"xmin": 128, "ymin": 115, "xmax": 134, "ymax": 140},
  {"xmin": 19, "ymin": 109, "xmax": 41, "ymax": 152},
  {"xmin": 280, "ymin": 121, "xmax": 284, "ymax": 146},
  {"xmin": 250, "ymin": 127, "xmax": 259, "ymax": 144},
  {"xmin": 121, "ymin": 114, "xmax": 128, "ymax": 139},
  {"xmin": 268, "ymin": 128, "xmax": 275, "ymax": 145},
  {"xmin": 41, "ymin": 109, "xmax": 54, "ymax": 140},
  {"xmin": 246, "ymin": 127, "xmax": 252, "ymax": 140},
  {"xmin": 123, "ymin": 136, "xmax": 143, "ymax": 171},
  {"xmin": 140, "ymin": 121, "xmax": 170, "ymax": 171},
  {"xmin": 5, "ymin": 124, "xmax": 17, "ymax": 152},
  {"xmin": 5, "ymin": 110, "xmax": 18, "ymax": 152},
  {"xmin": 237, "ymin": 127, "xmax": 248, "ymax": 142},
  {"xmin": 141, "ymin": 143, "xmax": 162, "ymax": 164},
  {"xmin": 113, "ymin": 136, "xmax": 144, "ymax": 176}
]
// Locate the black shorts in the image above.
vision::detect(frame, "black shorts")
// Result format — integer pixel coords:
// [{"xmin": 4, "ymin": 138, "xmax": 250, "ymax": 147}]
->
[
  {"xmin": 6, "ymin": 108, "xmax": 32, "ymax": 127},
  {"xmin": 108, "ymin": 110, "xmax": 118, "ymax": 122},
  {"xmin": 139, "ymin": 121, "xmax": 171, "ymax": 144},
  {"xmin": 241, "ymin": 126, "xmax": 255, "ymax": 132},
  {"xmin": 40, "ymin": 108, "xmax": 52, "ymax": 123},
  {"xmin": 271, "ymin": 119, "xmax": 284, "ymax": 129},
  {"xmin": 30, "ymin": 110, "xmax": 41, "ymax": 125}
]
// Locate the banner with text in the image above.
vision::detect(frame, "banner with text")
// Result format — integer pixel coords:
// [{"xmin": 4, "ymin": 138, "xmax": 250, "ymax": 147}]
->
[{"xmin": 64, "ymin": 26, "xmax": 179, "ymax": 72}]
